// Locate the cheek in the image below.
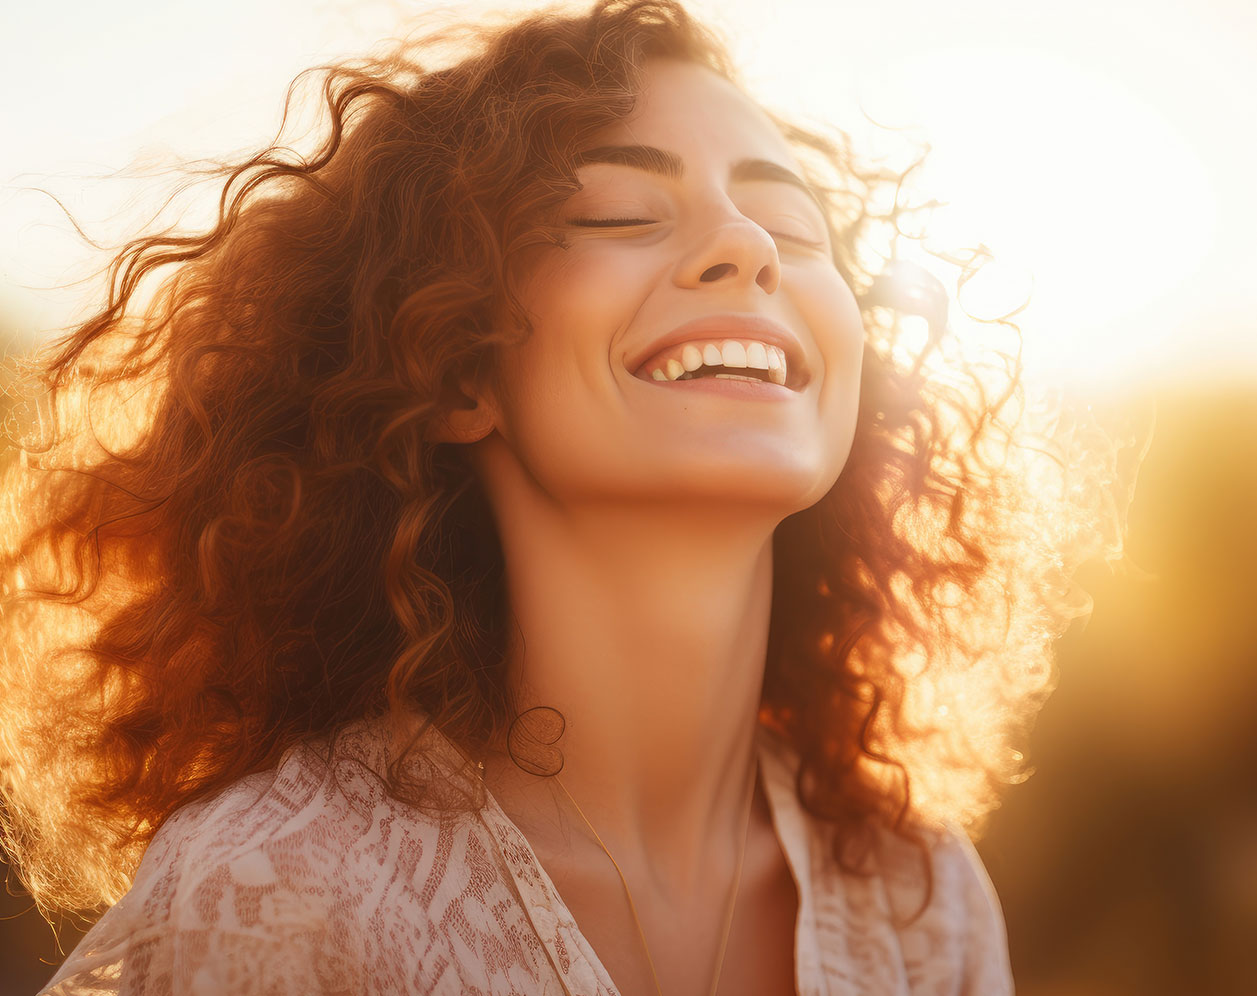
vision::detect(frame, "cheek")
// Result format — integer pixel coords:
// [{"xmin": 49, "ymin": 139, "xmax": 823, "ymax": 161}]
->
[
  {"xmin": 495, "ymin": 252, "xmax": 646, "ymax": 424},
  {"xmin": 516, "ymin": 247, "xmax": 666, "ymax": 376},
  {"xmin": 803, "ymin": 269, "xmax": 865, "ymax": 479},
  {"xmin": 504, "ymin": 256, "xmax": 598, "ymax": 381},
  {"xmin": 517, "ymin": 251, "xmax": 644, "ymax": 356},
  {"xmin": 804, "ymin": 268, "xmax": 866, "ymax": 374}
]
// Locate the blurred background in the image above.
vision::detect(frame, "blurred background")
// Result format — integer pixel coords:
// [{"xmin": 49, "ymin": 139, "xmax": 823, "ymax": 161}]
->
[{"xmin": 2, "ymin": 0, "xmax": 1254, "ymax": 993}]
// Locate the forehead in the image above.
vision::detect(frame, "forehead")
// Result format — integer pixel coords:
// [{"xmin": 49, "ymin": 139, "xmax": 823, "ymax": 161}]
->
[{"xmin": 594, "ymin": 59, "xmax": 798, "ymax": 169}]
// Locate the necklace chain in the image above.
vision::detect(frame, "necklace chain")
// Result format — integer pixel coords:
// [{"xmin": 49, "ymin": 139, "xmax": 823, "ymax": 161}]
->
[{"xmin": 553, "ymin": 756, "xmax": 758, "ymax": 996}]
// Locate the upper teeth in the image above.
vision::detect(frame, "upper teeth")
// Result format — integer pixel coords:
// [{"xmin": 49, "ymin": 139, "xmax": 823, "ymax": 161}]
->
[{"xmin": 645, "ymin": 339, "xmax": 788, "ymax": 385}]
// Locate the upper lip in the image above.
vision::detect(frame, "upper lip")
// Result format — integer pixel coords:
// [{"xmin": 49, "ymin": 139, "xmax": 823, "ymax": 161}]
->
[{"xmin": 627, "ymin": 313, "xmax": 811, "ymax": 390}]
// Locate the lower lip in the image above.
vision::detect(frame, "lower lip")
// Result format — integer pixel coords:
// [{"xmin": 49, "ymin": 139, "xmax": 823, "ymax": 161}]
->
[{"xmin": 634, "ymin": 374, "xmax": 797, "ymax": 400}]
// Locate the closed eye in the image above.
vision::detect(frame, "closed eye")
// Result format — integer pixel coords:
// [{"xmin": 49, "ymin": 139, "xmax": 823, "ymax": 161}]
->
[
  {"xmin": 567, "ymin": 217, "xmax": 657, "ymax": 227},
  {"xmin": 566, "ymin": 217, "xmax": 825, "ymax": 249},
  {"xmin": 772, "ymin": 232, "xmax": 827, "ymax": 250}
]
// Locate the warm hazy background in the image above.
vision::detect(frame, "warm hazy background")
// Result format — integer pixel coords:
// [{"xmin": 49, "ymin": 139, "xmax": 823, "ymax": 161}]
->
[{"xmin": 3, "ymin": 1, "xmax": 1255, "ymax": 993}]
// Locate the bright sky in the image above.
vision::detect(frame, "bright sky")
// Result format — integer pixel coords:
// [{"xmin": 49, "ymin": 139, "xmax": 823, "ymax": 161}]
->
[{"xmin": 3, "ymin": 0, "xmax": 1254, "ymax": 389}]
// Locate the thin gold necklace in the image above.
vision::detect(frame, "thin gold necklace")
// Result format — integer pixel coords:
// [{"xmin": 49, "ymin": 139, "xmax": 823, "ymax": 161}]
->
[{"xmin": 553, "ymin": 755, "xmax": 758, "ymax": 996}]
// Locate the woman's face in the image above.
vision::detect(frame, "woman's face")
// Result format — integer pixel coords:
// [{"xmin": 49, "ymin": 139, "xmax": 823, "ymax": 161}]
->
[{"xmin": 479, "ymin": 59, "xmax": 865, "ymax": 518}]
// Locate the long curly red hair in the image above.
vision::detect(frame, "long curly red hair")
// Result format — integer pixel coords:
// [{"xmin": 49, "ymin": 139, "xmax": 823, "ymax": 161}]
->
[{"xmin": 1, "ymin": 0, "xmax": 1110, "ymax": 916}]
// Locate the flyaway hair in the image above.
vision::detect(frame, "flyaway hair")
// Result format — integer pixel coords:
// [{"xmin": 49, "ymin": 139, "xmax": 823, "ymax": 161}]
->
[{"xmin": 0, "ymin": 0, "xmax": 1132, "ymax": 918}]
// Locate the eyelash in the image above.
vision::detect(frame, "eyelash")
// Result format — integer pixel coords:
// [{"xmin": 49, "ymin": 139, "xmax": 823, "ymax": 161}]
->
[
  {"xmin": 567, "ymin": 217, "xmax": 826, "ymax": 249},
  {"xmin": 569, "ymin": 217, "xmax": 657, "ymax": 226}
]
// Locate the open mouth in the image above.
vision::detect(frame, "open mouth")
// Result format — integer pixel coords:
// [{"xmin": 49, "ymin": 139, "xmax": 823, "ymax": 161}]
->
[{"xmin": 633, "ymin": 338, "xmax": 802, "ymax": 390}]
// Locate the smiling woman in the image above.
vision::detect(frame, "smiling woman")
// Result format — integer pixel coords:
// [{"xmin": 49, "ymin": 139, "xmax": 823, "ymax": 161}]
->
[{"xmin": 0, "ymin": 1, "xmax": 1107, "ymax": 994}]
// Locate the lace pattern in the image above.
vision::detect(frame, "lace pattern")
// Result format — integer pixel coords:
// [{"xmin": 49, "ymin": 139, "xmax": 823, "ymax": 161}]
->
[{"xmin": 40, "ymin": 720, "xmax": 1013, "ymax": 995}]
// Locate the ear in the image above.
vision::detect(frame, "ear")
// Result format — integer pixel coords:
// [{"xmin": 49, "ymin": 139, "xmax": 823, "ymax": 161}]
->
[{"xmin": 426, "ymin": 375, "xmax": 499, "ymax": 444}]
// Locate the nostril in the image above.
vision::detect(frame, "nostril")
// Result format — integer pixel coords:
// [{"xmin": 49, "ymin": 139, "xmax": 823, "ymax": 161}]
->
[{"xmin": 699, "ymin": 262, "xmax": 737, "ymax": 282}]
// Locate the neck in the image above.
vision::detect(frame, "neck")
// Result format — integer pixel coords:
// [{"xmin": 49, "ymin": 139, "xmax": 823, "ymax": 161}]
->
[{"xmin": 479, "ymin": 481, "xmax": 775, "ymax": 884}]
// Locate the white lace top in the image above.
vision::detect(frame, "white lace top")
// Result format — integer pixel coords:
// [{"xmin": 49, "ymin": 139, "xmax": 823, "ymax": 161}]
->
[{"xmin": 41, "ymin": 719, "xmax": 1014, "ymax": 995}]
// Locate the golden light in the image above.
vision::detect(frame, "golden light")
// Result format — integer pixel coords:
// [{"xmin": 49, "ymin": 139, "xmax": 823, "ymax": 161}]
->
[
  {"xmin": 5, "ymin": 1, "xmax": 1252, "ymax": 394},
  {"xmin": 858, "ymin": 48, "xmax": 1215, "ymax": 385},
  {"xmin": 710, "ymin": 0, "xmax": 1254, "ymax": 390}
]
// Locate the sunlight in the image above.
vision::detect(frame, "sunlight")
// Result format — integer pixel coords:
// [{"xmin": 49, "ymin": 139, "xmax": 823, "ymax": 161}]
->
[
  {"xmin": 3, "ymin": 0, "xmax": 1251, "ymax": 388},
  {"xmin": 858, "ymin": 49, "xmax": 1216, "ymax": 384},
  {"xmin": 719, "ymin": 0, "xmax": 1251, "ymax": 389}
]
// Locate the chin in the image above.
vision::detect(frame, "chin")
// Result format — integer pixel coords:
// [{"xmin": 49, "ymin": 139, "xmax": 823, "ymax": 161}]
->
[{"xmin": 652, "ymin": 456, "xmax": 844, "ymax": 512}]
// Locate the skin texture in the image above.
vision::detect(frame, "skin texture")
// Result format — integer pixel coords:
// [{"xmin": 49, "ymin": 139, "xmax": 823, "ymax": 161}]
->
[{"xmin": 441, "ymin": 59, "xmax": 865, "ymax": 995}]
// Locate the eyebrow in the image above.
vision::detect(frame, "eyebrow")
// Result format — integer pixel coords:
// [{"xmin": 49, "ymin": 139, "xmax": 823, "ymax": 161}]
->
[{"xmin": 575, "ymin": 144, "xmax": 822, "ymax": 204}]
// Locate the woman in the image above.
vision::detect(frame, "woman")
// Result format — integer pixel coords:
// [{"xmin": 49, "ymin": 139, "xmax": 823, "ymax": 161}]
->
[{"xmin": 2, "ymin": 1, "xmax": 1098, "ymax": 993}]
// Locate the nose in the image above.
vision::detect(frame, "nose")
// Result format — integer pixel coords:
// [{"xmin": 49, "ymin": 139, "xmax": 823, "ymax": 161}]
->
[{"xmin": 672, "ymin": 212, "xmax": 781, "ymax": 295}]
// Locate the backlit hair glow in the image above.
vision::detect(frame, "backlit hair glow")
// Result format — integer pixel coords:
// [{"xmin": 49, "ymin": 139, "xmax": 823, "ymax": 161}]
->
[{"xmin": 0, "ymin": 0, "xmax": 1126, "ymax": 917}]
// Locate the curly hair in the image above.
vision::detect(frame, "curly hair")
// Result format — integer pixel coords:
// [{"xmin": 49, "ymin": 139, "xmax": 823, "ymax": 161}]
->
[{"xmin": 0, "ymin": 0, "xmax": 1117, "ymax": 917}]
